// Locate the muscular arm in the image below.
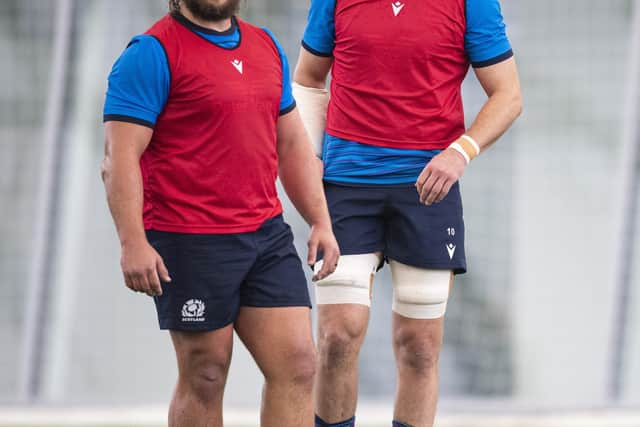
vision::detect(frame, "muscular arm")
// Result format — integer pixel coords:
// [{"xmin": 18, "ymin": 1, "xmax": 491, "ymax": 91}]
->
[
  {"xmin": 277, "ymin": 109, "xmax": 339, "ymax": 280},
  {"xmin": 102, "ymin": 122, "xmax": 150, "ymax": 245},
  {"xmin": 102, "ymin": 122, "xmax": 170, "ymax": 296},
  {"xmin": 417, "ymin": 57, "xmax": 522, "ymax": 205},
  {"xmin": 466, "ymin": 57, "xmax": 522, "ymax": 152},
  {"xmin": 293, "ymin": 48, "xmax": 333, "ymax": 88}
]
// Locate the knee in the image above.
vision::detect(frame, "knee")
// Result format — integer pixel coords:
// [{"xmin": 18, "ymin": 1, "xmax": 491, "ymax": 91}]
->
[
  {"xmin": 265, "ymin": 344, "xmax": 316, "ymax": 388},
  {"xmin": 318, "ymin": 320, "xmax": 367, "ymax": 368},
  {"xmin": 289, "ymin": 347, "xmax": 317, "ymax": 387},
  {"xmin": 393, "ymin": 327, "xmax": 441, "ymax": 375},
  {"xmin": 179, "ymin": 351, "xmax": 230, "ymax": 403}
]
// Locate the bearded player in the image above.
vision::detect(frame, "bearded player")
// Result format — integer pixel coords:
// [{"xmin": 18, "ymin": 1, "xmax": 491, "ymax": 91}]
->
[
  {"xmin": 101, "ymin": 0, "xmax": 340, "ymax": 425},
  {"xmin": 293, "ymin": 0, "xmax": 522, "ymax": 426}
]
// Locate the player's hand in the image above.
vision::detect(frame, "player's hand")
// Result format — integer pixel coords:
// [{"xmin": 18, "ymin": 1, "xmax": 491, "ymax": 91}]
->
[
  {"xmin": 308, "ymin": 223, "xmax": 340, "ymax": 281},
  {"xmin": 416, "ymin": 148, "xmax": 467, "ymax": 206},
  {"xmin": 120, "ymin": 239, "xmax": 171, "ymax": 297}
]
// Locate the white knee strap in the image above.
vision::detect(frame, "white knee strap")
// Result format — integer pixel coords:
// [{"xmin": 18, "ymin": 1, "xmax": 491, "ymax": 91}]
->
[
  {"xmin": 390, "ymin": 260, "xmax": 452, "ymax": 319},
  {"xmin": 314, "ymin": 254, "xmax": 381, "ymax": 306}
]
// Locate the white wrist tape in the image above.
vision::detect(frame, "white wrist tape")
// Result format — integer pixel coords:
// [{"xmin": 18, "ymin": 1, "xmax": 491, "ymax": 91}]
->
[
  {"xmin": 460, "ymin": 134, "xmax": 481, "ymax": 157},
  {"xmin": 292, "ymin": 82, "xmax": 329, "ymax": 158},
  {"xmin": 449, "ymin": 142, "xmax": 470, "ymax": 165}
]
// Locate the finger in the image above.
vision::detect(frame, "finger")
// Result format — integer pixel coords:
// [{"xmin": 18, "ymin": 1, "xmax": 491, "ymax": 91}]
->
[
  {"xmin": 141, "ymin": 269, "xmax": 158, "ymax": 297},
  {"xmin": 427, "ymin": 178, "xmax": 446, "ymax": 205},
  {"xmin": 128, "ymin": 273, "xmax": 143, "ymax": 293},
  {"xmin": 416, "ymin": 168, "xmax": 431, "ymax": 194},
  {"xmin": 319, "ymin": 248, "xmax": 339, "ymax": 279},
  {"xmin": 134, "ymin": 271, "xmax": 151, "ymax": 296},
  {"xmin": 435, "ymin": 180, "xmax": 454, "ymax": 204},
  {"xmin": 315, "ymin": 244, "xmax": 340, "ymax": 281},
  {"xmin": 123, "ymin": 272, "xmax": 136, "ymax": 292},
  {"xmin": 147, "ymin": 268, "xmax": 163, "ymax": 297},
  {"xmin": 315, "ymin": 253, "xmax": 332, "ymax": 280},
  {"xmin": 312, "ymin": 259, "xmax": 324, "ymax": 282},
  {"xmin": 156, "ymin": 256, "xmax": 172, "ymax": 283},
  {"xmin": 307, "ymin": 239, "xmax": 318, "ymax": 267},
  {"xmin": 420, "ymin": 174, "xmax": 440, "ymax": 205}
]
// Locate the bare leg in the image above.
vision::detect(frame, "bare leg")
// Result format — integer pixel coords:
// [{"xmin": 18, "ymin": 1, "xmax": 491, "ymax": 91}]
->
[
  {"xmin": 235, "ymin": 306, "xmax": 316, "ymax": 427},
  {"xmin": 168, "ymin": 325, "xmax": 234, "ymax": 427},
  {"xmin": 392, "ymin": 313, "xmax": 444, "ymax": 427},
  {"xmin": 315, "ymin": 304, "xmax": 370, "ymax": 423}
]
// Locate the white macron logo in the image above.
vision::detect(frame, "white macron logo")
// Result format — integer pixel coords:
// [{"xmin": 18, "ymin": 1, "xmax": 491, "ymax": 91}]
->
[
  {"xmin": 446, "ymin": 243, "xmax": 456, "ymax": 260},
  {"xmin": 182, "ymin": 299, "xmax": 206, "ymax": 322},
  {"xmin": 231, "ymin": 59, "xmax": 243, "ymax": 74},
  {"xmin": 392, "ymin": 1, "xmax": 405, "ymax": 16}
]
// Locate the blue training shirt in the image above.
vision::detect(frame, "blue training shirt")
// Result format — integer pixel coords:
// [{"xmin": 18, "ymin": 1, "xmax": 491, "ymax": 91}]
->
[
  {"xmin": 104, "ymin": 14, "xmax": 296, "ymax": 128},
  {"xmin": 303, "ymin": 0, "xmax": 513, "ymax": 185}
]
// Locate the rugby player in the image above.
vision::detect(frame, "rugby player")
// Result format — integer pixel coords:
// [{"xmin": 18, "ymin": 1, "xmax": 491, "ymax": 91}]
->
[
  {"xmin": 293, "ymin": 1, "xmax": 522, "ymax": 426},
  {"xmin": 101, "ymin": 0, "xmax": 339, "ymax": 425}
]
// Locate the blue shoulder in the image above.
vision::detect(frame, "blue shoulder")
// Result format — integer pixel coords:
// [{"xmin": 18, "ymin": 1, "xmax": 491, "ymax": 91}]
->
[
  {"xmin": 261, "ymin": 28, "xmax": 296, "ymax": 115},
  {"xmin": 465, "ymin": 0, "xmax": 513, "ymax": 68},
  {"xmin": 301, "ymin": 0, "xmax": 336, "ymax": 57},
  {"xmin": 103, "ymin": 35, "xmax": 170, "ymax": 127}
]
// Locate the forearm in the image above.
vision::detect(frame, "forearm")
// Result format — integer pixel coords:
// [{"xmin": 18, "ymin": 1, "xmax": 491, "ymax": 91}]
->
[
  {"xmin": 293, "ymin": 50, "xmax": 333, "ymax": 157},
  {"xmin": 279, "ymin": 142, "xmax": 331, "ymax": 228},
  {"xmin": 465, "ymin": 89, "xmax": 522, "ymax": 152},
  {"xmin": 102, "ymin": 151, "xmax": 146, "ymax": 246}
]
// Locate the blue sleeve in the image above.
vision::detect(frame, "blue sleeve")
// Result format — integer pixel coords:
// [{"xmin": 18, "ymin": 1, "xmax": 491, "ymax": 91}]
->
[
  {"xmin": 465, "ymin": 0, "xmax": 513, "ymax": 68},
  {"xmin": 301, "ymin": 0, "xmax": 336, "ymax": 57},
  {"xmin": 103, "ymin": 35, "xmax": 170, "ymax": 128},
  {"xmin": 262, "ymin": 28, "xmax": 296, "ymax": 115}
]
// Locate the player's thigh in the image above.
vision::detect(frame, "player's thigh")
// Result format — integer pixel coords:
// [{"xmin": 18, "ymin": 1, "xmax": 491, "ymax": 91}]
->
[
  {"xmin": 390, "ymin": 260, "xmax": 453, "ymax": 320},
  {"xmin": 147, "ymin": 230, "xmax": 255, "ymax": 331},
  {"xmin": 240, "ymin": 215, "xmax": 311, "ymax": 309},
  {"xmin": 323, "ymin": 182, "xmax": 386, "ymax": 256},
  {"xmin": 316, "ymin": 183, "xmax": 385, "ymax": 307},
  {"xmin": 314, "ymin": 252, "xmax": 382, "ymax": 306},
  {"xmin": 234, "ymin": 306, "xmax": 315, "ymax": 380},
  {"xmin": 234, "ymin": 216, "xmax": 315, "ymax": 379},
  {"xmin": 385, "ymin": 182, "xmax": 466, "ymax": 274}
]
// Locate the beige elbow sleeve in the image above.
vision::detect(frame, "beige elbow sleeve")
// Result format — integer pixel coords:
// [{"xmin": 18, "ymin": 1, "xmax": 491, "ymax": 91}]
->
[{"xmin": 292, "ymin": 82, "xmax": 329, "ymax": 158}]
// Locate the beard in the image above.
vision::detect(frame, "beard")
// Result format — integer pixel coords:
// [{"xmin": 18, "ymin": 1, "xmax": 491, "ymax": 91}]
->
[{"xmin": 181, "ymin": 0, "xmax": 241, "ymax": 21}]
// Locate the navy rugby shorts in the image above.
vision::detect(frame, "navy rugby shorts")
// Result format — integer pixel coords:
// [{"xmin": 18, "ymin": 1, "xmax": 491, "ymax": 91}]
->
[{"xmin": 146, "ymin": 215, "xmax": 311, "ymax": 331}]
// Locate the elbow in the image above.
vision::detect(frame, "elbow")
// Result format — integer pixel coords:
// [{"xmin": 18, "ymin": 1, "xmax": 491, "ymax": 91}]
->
[
  {"xmin": 100, "ymin": 157, "xmax": 110, "ymax": 184},
  {"xmin": 510, "ymin": 85, "xmax": 522, "ymax": 120},
  {"xmin": 293, "ymin": 67, "xmax": 326, "ymax": 90},
  {"xmin": 512, "ymin": 90, "xmax": 523, "ymax": 119},
  {"xmin": 101, "ymin": 140, "xmax": 112, "ymax": 184},
  {"xmin": 492, "ymin": 86, "xmax": 522, "ymax": 121},
  {"xmin": 294, "ymin": 75, "xmax": 325, "ymax": 91}
]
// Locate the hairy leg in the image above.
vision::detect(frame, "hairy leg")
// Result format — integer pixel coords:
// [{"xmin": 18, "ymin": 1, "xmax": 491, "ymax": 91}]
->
[
  {"xmin": 168, "ymin": 325, "xmax": 234, "ymax": 427},
  {"xmin": 235, "ymin": 306, "xmax": 316, "ymax": 427}
]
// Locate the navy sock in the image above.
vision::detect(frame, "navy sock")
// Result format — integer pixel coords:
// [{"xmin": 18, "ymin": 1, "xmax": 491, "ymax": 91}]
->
[
  {"xmin": 392, "ymin": 421, "xmax": 414, "ymax": 427},
  {"xmin": 315, "ymin": 415, "xmax": 355, "ymax": 427}
]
